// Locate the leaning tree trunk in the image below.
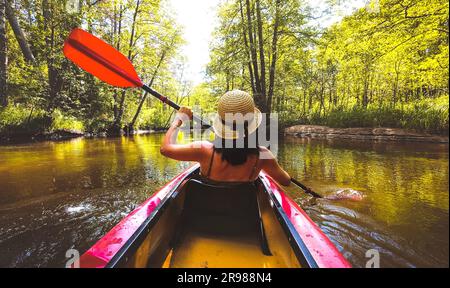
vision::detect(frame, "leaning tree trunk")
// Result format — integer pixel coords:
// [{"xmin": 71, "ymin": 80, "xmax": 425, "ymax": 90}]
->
[
  {"xmin": 0, "ymin": 0, "xmax": 7, "ymax": 107},
  {"xmin": 129, "ymin": 29, "xmax": 181, "ymax": 132},
  {"xmin": 5, "ymin": 1, "xmax": 35, "ymax": 63},
  {"xmin": 128, "ymin": 48, "xmax": 167, "ymax": 132}
]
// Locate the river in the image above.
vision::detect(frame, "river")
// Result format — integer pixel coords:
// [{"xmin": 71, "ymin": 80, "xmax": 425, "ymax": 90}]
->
[{"xmin": 0, "ymin": 134, "xmax": 448, "ymax": 267}]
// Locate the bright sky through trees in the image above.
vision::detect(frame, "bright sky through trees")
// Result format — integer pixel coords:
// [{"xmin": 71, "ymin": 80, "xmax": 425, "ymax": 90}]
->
[
  {"xmin": 168, "ymin": 0, "xmax": 221, "ymax": 85},
  {"xmin": 168, "ymin": 0, "xmax": 367, "ymax": 84}
]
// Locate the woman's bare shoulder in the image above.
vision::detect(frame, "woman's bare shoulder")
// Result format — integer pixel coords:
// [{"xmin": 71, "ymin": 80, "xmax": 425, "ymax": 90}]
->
[
  {"xmin": 192, "ymin": 140, "xmax": 213, "ymax": 149},
  {"xmin": 191, "ymin": 141, "xmax": 213, "ymax": 155},
  {"xmin": 258, "ymin": 146, "xmax": 275, "ymax": 160},
  {"xmin": 258, "ymin": 146, "xmax": 270, "ymax": 152}
]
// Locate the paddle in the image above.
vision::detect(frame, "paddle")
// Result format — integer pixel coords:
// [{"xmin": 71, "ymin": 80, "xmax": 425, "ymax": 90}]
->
[
  {"xmin": 291, "ymin": 178, "xmax": 323, "ymax": 198},
  {"xmin": 291, "ymin": 177, "xmax": 365, "ymax": 201},
  {"xmin": 63, "ymin": 28, "xmax": 210, "ymax": 128}
]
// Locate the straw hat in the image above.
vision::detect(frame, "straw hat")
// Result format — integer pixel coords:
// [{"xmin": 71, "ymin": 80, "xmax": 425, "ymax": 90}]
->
[{"xmin": 212, "ymin": 90, "xmax": 262, "ymax": 140}]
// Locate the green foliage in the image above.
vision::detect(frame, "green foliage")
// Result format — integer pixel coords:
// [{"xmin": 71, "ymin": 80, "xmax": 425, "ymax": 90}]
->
[
  {"xmin": 1, "ymin": 0, "xmax": 186, "ymax": 137},
  {"xmin": 50, "ymin": 109, "xmax": 84, "ymax": 132},
  {"xmin": 0, "ymin": 105, "xmax": 86, "ymax": 136},
  {"xmin": 83, "ymin": 115, "xmax": 113, "ymax": 133},
  {"xmin": 1, "ymin": 0, "xmax": 448, "ymax": 138},
  {"xmin": 0, "ymin": 105, "xmax": 48, "ymax": 136},
  {"xmin": 207, "ymin": 0, "xmax": 449, "ymax": 134}
]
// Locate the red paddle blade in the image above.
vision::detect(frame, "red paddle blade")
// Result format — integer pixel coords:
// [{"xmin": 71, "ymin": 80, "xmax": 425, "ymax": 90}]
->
[{"xmin": 63, "ymin": 28, "xmax": 142, "ymax": 88}]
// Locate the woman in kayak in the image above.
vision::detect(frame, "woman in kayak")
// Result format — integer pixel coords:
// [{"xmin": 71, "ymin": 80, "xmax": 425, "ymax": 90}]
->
[{"xmin": 160, "ymin": 90, "xmax": 291, "ymax": 186}]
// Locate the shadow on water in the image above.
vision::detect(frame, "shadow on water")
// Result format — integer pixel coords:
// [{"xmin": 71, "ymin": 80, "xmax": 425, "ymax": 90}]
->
[{"xmin": 0, "ymin": 134, "xmax": 448, "ymax": 267}]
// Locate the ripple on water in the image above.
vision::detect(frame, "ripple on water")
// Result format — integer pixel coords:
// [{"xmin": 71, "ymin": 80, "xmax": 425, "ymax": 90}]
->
[{"xmin": 66, "ymin": 204, "xmax": 92, "ymax": 214}]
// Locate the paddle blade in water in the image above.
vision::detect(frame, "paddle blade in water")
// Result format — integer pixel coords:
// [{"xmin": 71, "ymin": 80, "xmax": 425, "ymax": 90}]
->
[
  {"xmin": 63, "ymin": 28, "xmax": 142, "ymax": 88},
  {"xmin": 325, "ymin": 188, "xmax": 364, "ymax": 201}
]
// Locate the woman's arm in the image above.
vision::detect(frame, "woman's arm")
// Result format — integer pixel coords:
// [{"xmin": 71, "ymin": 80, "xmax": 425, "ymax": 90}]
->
[
  {"xmin": 160, "ymin": 107, "xmax": 208, "ymax": 162},
  {"xmin": 260, "ymin": 147, "xmax": 291, "ymax": 186}
]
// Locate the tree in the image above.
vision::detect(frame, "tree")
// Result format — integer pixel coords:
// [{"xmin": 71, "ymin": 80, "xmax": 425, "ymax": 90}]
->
[
  {"xmin": 207, "ymin": 0, "xmax": 448, "ymax": 133},
  {"xmin": 5, "ymin": 0, "xmax": 34, "ymax": 63},
  {"xmin": 210, "ymin": 0, "xmax": 312, "ymax": 114},
  {"xmin": 0, "ymin": 0, "xmax": 7, "ymax": 107}
]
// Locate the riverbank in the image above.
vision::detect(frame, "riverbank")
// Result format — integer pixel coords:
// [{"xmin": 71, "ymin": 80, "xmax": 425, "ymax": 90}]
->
[
  {"xmin": 285, "ymin": 125, "xmax": 449, "ymax": 143},
  {"xmin": 0, "ymin": 129, "xmax": 84, "ymax": 144},
  {"xmin": 0, "ymin": 129, "xmax": 163, "ymax": 145},
  {"xmin": 3, "ymin": 125, "xmax": 448, "ymax": 145}
]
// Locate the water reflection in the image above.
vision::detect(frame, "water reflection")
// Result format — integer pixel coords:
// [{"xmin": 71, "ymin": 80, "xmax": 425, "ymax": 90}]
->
[
  {"xmin": 0, "ymin": 134, "xmax": 448, "ymax": 267},
  {"xmin": 0, "ymin": 135, "xmax": 191, "ymax": 208},
  {"xmin": 279, "ymin": 136, "xmax": 449, "ymax": 267}
]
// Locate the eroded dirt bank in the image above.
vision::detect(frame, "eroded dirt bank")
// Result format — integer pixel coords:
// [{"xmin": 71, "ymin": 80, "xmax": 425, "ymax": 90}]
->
[{"xmin": 284, "ymin": 125, "xmax": 449, "ymax": 143}]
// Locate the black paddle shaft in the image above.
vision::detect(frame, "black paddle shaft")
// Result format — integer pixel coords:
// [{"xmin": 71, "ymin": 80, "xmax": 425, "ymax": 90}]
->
[
  {"xmin": 291, "ymin": 178, "xmax": 323, "ymax": 198},
  {"xmin": 142, "ymin": 84, "xmax": 210, "ymax": 128}
]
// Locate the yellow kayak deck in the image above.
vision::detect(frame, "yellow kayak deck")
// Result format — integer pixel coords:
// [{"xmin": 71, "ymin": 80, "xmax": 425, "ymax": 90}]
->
[{"xmin": 163, "ymin": 212, "xmax": 288, "ymax": 268}]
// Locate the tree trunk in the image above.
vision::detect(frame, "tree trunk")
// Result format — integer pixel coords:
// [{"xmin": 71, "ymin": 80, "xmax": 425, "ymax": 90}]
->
[
  {"xmin": 255, "ymin": 0, "xmax": 266, "ymax": 106},
  {"xmin": 42, "ymin": 0, "xmax": 62, "ymax": 114},
  {"xmin": 238, "ymin": 0, "xmax": 255, "ymax": 93},
  {"xmin": 362, "ymin": 58, "xmax": 372, "ymax": 108},
  {"xmin": 267, "ymin": 0, "xmax": 281, "ymax": 113},
  {"xmin": 309, "ymin": 86, "xmax": 313, "ymax": 111},
  {"xmin": 113, "ymin": 0, "xmax": 140, "ymax": 133},
  {"xmin": 0, "ymin": 0, "xmax": 7, "ymax": 107},
  {"xmin": 392, "ymin": 61, "xmax": 400, "ymax": 107},
  {"xmin": 362, "ymin": 77, "xmax": 369, "ymax": 108},
  {"xmin": 302, "ymin": 89, "xmax": 307, "ymax": 116},
  {"xmin": 129, "ymin": 47, "xmax": 167, "ymax": 131},
  {"xmin": 5, "ymin": 0, "xmax": 35, "ymax": 63},
  {"xmin": 245, "ymin": 0, "xmax": 261, "ymax": 101},
  {"xmin": 112, "ymin": 3, "xmax": 123, "ymax": 119},
  {"xmin": 319, "ymin": 71, "xmax": 325, "ymax": 116}
]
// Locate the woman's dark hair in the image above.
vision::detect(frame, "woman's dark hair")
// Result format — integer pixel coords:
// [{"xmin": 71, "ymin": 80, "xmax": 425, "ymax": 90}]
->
[{"xmin": 213, "ymin": 121, "xmax": 259, "ymax": 166}]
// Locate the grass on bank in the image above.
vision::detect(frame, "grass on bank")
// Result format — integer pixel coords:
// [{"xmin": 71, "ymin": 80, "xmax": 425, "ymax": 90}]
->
[
  {"xmin": 0, "ymin": 105, "xmax": 84, "ymax": 137},
  {"xmin": 281, "ymin": 95, "xmax": 449, "ymax": 135},
  {"xmin": 1, "ymin": 95, "xmax": 449, "ymax": 137}
]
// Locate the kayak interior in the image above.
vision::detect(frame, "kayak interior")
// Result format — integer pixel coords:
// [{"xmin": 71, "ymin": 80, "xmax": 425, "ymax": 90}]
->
[{"xmin": 104, "ymin": 168, "xmax": 318, "ymax": 268}]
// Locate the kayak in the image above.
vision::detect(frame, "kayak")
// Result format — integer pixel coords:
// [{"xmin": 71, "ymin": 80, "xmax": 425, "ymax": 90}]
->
[{"xmin": 79, "ymin": 165, "xmax": 351, "ymax": 268}]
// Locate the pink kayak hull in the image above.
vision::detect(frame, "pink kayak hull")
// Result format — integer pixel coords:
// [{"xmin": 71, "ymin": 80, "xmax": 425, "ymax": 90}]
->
[
  {"xmin": 259, "ymin": 171, "xmax": 351, "ymax": 268},
  {"xmin": 79, "ymin": 165, "xmax": 351, "ymax": 268}
]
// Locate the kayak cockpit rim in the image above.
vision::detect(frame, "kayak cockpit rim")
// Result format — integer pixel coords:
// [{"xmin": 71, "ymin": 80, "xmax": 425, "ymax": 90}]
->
[{"xmin": 104, "ymin": 167, "xmax": 319, "ymax": 268}]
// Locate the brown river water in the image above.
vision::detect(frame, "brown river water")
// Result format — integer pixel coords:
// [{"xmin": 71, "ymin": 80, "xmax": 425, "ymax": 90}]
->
[{"xmin": 0, "ymin": 134, "xmax": 448, "ymax": 267}]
